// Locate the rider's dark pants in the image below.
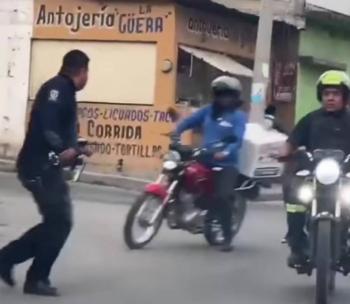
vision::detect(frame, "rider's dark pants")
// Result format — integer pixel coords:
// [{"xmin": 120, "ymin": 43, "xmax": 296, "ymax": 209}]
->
[
  {"xmin": 0, "ymin": 167, "xmax": 73, "ymax": 283},
  {"xmin": 212, "ymin": 167, "xmax": 238, "ymax": 244}
]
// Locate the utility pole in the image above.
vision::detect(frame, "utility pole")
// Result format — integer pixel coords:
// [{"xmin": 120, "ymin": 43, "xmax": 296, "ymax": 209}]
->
[{"xmin": 250, "ymin": 0, "xmax": 274, "ymax": 124}]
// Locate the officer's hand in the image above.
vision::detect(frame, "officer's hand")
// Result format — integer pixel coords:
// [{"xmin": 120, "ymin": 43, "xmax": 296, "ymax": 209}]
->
[
  {"xmin": 214, "ymin": 152, "xmax": 228, "ymax": 161},
  {"xmin": 59, "ymin": 148, "xmax": 78, "ymax": 166}
]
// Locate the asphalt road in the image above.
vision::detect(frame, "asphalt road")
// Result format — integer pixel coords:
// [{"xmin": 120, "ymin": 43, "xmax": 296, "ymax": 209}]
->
[{"xmin": 0, "ymin": 172, "xmax": 350, "ymax": 304}]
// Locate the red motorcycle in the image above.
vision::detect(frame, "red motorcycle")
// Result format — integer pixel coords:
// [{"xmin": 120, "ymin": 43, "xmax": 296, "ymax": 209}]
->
[{"xmin": 123, "ymin": 137, "xmax": 258, "ymax": 249}]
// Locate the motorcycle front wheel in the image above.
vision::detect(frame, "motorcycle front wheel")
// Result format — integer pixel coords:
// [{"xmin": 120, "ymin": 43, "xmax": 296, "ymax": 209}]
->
[
  {"xmin": 315, "ymin": 220, "xmax": 333, "ymax": 304},
  {"xmin": 123, "ymin": 194, "xmax": 164, "ymax": 250},
  {"xmin": 204, "ymin": 194, "xmax": 247, "ymax": 246}
]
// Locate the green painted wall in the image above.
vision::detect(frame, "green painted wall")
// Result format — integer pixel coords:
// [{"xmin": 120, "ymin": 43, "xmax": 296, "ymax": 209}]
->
[
  {"xmin": 295, "ymin": 21, "xmax": 350, "ymax": 122},
  {"xmin": 295, "ymin": 63, "xmax": 325, "ymax": 122}
]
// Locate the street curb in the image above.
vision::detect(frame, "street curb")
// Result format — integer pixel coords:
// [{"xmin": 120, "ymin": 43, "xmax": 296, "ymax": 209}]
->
[
  {"xmin": 0, "ymin": 159, "xmax": 283, "ymax": 201},
  {"xmin": 80, "ymin": 172, "xmax": 283, "ymax": 202},
  {"xmin": 0, "ymin": 158, "xmax": 149, "ymax": 192},
  {"xmin": 79, "ymin": 171, "xmax": 149, "ymax": 192},
  {"xmin": 0, "ymin": 159, "xmax": 16, "ymax": 173}
]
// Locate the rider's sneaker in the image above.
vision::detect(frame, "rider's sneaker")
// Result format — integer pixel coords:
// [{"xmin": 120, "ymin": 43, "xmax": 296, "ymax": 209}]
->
[
  {"xmin": 220, "ymin": 241, "xmax": 234, "ymax": 252},
  {"xmin": 339, "ymin": 253, "xmax": 350, "ymax": 274},
  {"xmin": 287, "ymin": 250, "xmax": 308, "ymax": 268},
  {"xmin": 281, "ymin": 232, "xmax": 289, "ymax": 244}
]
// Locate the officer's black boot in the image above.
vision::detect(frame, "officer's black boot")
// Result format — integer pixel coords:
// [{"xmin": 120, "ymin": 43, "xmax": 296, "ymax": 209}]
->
[
  {"xmin": 0, "ymin": 249, "xmax": 15, "ymax": 287},
  {"xmin": 0, "ymin": 262, "xmax": 15, "ymax": 287},
  {"xmin": 23, "ymin": 280, "xmax": 59, "ymax": 297},
  {"xmin": 288, "ymin": 248, "xmax": 308, "ymax": 268},
  {"xmin": 286, "ymin": 212, "xmax": 308, "ymax": 267}
]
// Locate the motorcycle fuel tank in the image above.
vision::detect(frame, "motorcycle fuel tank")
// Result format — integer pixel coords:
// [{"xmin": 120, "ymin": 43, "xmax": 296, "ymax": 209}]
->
[{"xmin": 183, "ymin": 163, "xmax": 213, "ymax": 194}]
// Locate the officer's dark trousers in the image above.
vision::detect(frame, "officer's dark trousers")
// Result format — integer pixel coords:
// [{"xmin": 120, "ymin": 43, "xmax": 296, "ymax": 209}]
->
[
  {"xmin": 211, "ymin": 167, "xmax": 238, "ymax": 243},
  {"xmin": 0, "ymin": 168, "xmax": 73, "ymax": 283}
]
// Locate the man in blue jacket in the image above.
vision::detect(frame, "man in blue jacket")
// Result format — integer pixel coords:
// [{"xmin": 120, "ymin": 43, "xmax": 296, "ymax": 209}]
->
[{"xmin": 175, "ymin": 76, "xmax": 247, "ymax": 252}]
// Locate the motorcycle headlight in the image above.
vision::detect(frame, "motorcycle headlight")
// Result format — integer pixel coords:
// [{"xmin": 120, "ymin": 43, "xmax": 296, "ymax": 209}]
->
[
  {"xmin": 315, "ymin": 158, "xmax": 340, "ymax": 185},
  {"xmin": 163, "ymin": 151, "xmax": 181, "ymax": 162},
  {"xmin": 163, "ymin": 160, "xmax": 177, "ymax": 171},
  {"xmin": 297, "ymin": 184, "xmax": 314, "ymax": 204}
]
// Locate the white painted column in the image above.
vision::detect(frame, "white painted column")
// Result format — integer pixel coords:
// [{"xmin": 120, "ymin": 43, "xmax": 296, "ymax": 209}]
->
[{"xmin": 0, "ymin": 0, "xmax": 33, "ymax": 158}]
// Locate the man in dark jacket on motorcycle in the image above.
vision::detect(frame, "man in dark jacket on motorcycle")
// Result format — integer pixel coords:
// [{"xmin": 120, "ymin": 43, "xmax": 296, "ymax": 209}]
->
[
  {"xmin": 279, "ymin": 70, "xmax": 350, "ymax": 267},
  {"xmin": 174, "ymin": 76, "xmax": 247, "ymax": 252}
]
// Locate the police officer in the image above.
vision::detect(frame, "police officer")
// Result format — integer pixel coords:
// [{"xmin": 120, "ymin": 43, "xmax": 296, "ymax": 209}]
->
[
  {"xmin": 0, "ymin": 50, "xmax": 91, "ymax": 296},
  {"xmin": 174, "ymin": 76, "xmax": 247, "ymax": 252},
  {"xmin": 280, "ymin": 70, "xmax": 350, "ymax": 267}
]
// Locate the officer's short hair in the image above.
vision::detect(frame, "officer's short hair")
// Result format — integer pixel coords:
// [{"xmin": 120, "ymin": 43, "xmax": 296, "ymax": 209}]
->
[{"xmin": 60, "ymin": 50, "xmax": 89, "ymax": 76}]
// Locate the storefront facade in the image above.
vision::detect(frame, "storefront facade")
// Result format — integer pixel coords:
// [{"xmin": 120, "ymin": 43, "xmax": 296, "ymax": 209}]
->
[{"xmin": 28, "ymin": 0, "xmax": 258, "ymax": 178}]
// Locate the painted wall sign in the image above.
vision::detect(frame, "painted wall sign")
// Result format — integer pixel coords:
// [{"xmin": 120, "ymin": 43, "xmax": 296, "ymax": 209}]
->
[
  {"xmin": 177, "ymin": 6, "xmax": 256, "ymax": 59},
  {"xmin": 77, "ymin": 103, "xmax": 174, "ymax": 175},
  {"xmin": 272, "ymin": 61, "xmax": 297, "ymax": 103},
  {"xmin": 187, "ymin": 17, "xmax": 230, "ymax": 41},
  {"xmin": 35, "ymin": 4, "xmax": 168, "ymax": 34},
  {"xmin": 78, "ymin": 106, "xmax": 172, "ymax": 123},
  {"xmin": 33, "ymin": 1, "xmax": 174, "ymax": 41}
]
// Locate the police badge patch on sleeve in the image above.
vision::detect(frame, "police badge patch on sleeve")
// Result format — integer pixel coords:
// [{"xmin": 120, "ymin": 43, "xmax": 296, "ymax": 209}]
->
[{"xmin": 49, "ymin": 90, "xmax": 60, "ymax": 102}]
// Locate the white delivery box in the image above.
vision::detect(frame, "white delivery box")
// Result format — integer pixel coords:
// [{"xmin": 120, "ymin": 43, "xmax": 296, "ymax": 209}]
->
[{"xmin": 238, "ymin": 123, "xmax": 287, "ymax": 178}]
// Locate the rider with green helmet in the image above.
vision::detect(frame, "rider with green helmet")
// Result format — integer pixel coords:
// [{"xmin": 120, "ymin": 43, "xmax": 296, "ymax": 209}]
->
[{"xmin": 280, "ymin": 70, "xmax": 350, "ymax": 266}]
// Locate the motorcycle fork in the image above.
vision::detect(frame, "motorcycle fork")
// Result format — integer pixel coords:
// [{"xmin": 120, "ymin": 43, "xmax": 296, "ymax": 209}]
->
[
  {"xmin": 149, "ymin": 180, "xmax": 179, "ymax": 225},
  {"xmin": 310, "ymin": 188, "xmax": 342, "ymax": 271},
  {"xmin": 333, "ymin": 183, "xmax": 343, "ymax": 268}
]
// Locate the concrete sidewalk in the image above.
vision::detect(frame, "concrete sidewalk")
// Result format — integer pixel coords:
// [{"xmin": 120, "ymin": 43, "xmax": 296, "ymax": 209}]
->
[{"xmin": 0, "ymin": 158, "xmax": 282, "ymax": 202}]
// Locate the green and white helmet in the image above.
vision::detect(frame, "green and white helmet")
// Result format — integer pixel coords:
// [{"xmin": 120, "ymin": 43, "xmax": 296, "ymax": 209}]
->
[
  {"xmin": 316, "ymin": 70, "xmax": 350, "ymax": 101},
  {"xmin": 211, "ymin": 76, "xmax": 242, "ymax": 95}
]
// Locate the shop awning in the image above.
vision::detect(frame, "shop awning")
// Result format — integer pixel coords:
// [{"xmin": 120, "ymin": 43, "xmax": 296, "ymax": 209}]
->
[{"xmin": 180, "ymin": 45, "xmax": 253, "ymax": 78}]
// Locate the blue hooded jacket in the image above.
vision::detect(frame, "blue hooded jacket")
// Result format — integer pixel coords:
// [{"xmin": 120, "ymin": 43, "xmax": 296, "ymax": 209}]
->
[{"xmin": 175, "ymin": 105, "xmax": 247, "ymax": 167}]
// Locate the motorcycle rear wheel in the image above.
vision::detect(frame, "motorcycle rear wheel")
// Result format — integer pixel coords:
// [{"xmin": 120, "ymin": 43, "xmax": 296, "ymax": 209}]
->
[
  {"xmin": 315, "ymin": 220, "xmax": 333, "ymax": 304},
  {"xmin": 123, "ymin": 194, "xmax": 163, "ymax": 250},
  {"xmin": 204, "ymin": 194, "xmax": 247, "ymax": 246}
]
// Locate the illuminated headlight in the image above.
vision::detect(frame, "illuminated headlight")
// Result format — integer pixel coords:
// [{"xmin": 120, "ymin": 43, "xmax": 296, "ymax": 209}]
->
[
  {"xmin": 297, "ymin": 185, "xmax": 314, "ymax": 204},
  {"xmin": 315, "ymin": 158, "xmax": 341, "ymax": 185},
  {"xmin": 163, "ymin": 151, "xmax": 181, "ymax": 162},
  {"xmin": 163, "ymin": 160, "xmax": 177, "ymax": 171},
  {"xmin": 340, "ymin": 186, "xmax": 350, "ymax": 205}
]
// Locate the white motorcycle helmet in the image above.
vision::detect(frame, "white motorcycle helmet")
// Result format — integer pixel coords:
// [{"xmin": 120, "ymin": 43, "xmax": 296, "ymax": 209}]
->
[{"xmin": 211, "ymin": 76, "xmax": 243, "ymax": 96}]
